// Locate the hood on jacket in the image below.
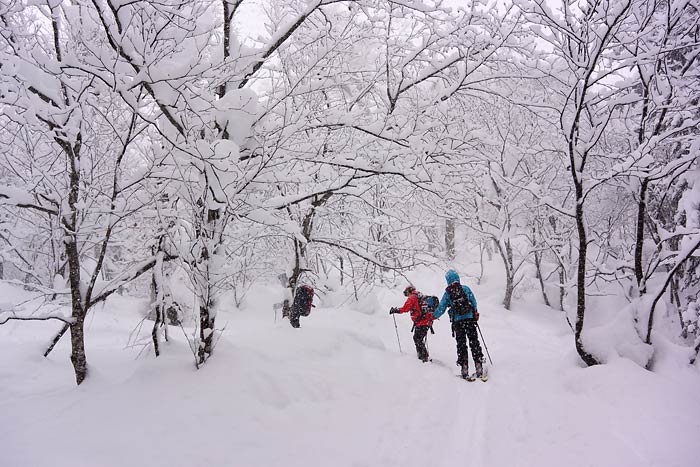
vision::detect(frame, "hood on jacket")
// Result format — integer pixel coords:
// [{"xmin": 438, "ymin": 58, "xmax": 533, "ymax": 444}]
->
[{"xmin": 445, "ymin": 269, "xmax": 460, "ymax": 285}]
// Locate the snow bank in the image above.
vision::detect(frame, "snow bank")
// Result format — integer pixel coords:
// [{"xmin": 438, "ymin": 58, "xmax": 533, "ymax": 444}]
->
[{"xmin": 583, "ymin": 303, "xmax": 653, "ymax": 367}]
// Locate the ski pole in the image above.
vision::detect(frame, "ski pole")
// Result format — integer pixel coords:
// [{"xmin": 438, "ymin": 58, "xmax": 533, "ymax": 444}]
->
[
  {"xmin": 392, "ymin": 313, "xmax": 403, "ymax": 353},
  {"xmin": 476, "ymin": 323, "xmax": 493, "ymax": 365}
]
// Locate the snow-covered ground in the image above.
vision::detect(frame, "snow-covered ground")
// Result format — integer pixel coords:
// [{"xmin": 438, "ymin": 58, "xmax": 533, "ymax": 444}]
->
[{"xmin": 1, "ymin": 269, "xmax": 699, "ymax": 467}]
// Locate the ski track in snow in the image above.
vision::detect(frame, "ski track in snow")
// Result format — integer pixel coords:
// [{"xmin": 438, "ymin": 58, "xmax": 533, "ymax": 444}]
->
[
  {"xmin": 438, "ymin": 377, "xmax": 491, "ymax": 467},
  {"xmin": 1, "ymin": 281, "xmax": 700, "ymax": 467}
]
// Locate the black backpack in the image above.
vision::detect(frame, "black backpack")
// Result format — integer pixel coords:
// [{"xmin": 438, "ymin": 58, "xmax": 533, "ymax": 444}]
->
[
  {"xmin": 445, "ymin": 282, "xmax": 475, "ymax": 318},
  {"xmin": 294, "ymin": 285, "xmax": 315, "ymax": 317}
]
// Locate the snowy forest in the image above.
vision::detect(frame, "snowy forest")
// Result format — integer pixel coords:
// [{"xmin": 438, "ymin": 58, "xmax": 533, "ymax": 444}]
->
[{"xmin": 1, "ymin": 0, "xmax": 699, "ymax": 466}]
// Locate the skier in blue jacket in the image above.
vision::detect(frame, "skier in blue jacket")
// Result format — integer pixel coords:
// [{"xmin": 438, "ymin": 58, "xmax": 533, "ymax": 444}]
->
[{"xmin": 433, "ymin": 269, "xmax": 484, "ymax": 380}]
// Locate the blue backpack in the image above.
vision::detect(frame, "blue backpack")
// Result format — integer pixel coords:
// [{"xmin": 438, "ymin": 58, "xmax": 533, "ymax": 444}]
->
[{"xmin": 419, "ymin": 294, "xmax": 439, "ymax": 316}]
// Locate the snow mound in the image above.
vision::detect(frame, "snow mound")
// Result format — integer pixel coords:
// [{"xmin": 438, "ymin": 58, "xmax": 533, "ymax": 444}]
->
[{"xmin": 583, "ymin": 304, "xmax": 653, "ymax": 367}]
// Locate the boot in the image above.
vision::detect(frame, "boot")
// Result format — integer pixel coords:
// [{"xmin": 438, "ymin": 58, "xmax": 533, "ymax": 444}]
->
[
  {"xmin": 460, "ymin": 363, "xmax": 470, "ymax": 379},
  {"xmin": 475, "ymin": 361, "xmax": 483, "ymax": 378},
  {"xmin": 419, "ymin": 350, "xmax": 429, "ymax": 362}
]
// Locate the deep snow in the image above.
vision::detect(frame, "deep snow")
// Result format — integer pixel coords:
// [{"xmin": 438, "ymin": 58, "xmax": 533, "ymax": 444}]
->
[{"xmin": 1, "ymin": 268, "xmax": 699, "ymax": 467}]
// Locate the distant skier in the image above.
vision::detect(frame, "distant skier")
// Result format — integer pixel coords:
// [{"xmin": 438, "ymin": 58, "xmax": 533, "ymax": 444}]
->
[
  {"xmin": 433, "ymin": 269, "xmax": 484, "ymax": 380},
  {"xmin": 390, "ymin": 285, "xmax": 436, "ymax": 362},
  {"xmin": 289, "ymin": 285, "xmax": 315, "ymax": 328}
]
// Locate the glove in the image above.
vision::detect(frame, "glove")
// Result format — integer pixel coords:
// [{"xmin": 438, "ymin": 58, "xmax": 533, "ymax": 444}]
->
[
  {"xmin": 389, "ymin": 307, "xmax": 399, "ymax": 315},
  {"xmin": 474, "ymin": 311, "xmax": 479, "ymax": 321}
]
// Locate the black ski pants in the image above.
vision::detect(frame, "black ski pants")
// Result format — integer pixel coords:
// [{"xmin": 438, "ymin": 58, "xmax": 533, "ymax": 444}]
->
[
  {"xmin": 413, "ymin": 325, "xmax": 430, "ymax": 361},
  {"xmin": 289, "ymin": 306, "xmax": 301, "ymax": 328},
  {"xmin": 452, "ymin": 319, "xmax": 482, "ymax": 368}
]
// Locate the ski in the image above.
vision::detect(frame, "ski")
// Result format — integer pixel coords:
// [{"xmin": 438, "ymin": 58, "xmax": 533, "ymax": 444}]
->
[
  {"xmin": 459, "ymin": 373, "xmax": 487, "ymax": 382},
  {"xmin": 459, "ymin": 367, "xmax": 488, "ymax": 382},
  {"xmin": 480, "ymin": 366, "xmax": 489, "ymax": 382},
  {"xmin": 428, "ymin": 358, "xmax": 450, "ymax": 368}
]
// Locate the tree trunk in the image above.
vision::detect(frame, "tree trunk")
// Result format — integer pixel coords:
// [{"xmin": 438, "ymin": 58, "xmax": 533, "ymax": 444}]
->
[
  {"xmin": 531, "ymin": 226, "xmax": 551, "ymax": 307},
  {"xmin": 634, "ymin": 178, "xmax": 649, "ymax": 294},
  {"xmin": 645, "ymin": 236, "xmax": 700, "ymax": 344},
  {"xmin": 445, "ymin": 218, "xmax": 456, "ymax": 260},
  {"xmin": 691, "ymin": 342, "xmax": 700, "ymax": 365},
  {"xmin": 150, "ymin": 248, "xmax": 166, "ymax": 357},
  {"xmin": 288, "ymin": 238, "xmax": 302, "ymax": 295},
  {"xmin": 478, "ymin": 241, "xmax": 485, "ymax": 285},
  {"xmin": 152, "ymin": 305, "xmax": 162, "ymax": 357},
  {"xmin": 286, "ymin": 194, "xmax": 330, "ymax": 297},
  {"xmin": 66, "ymin": 237, "xmax": 88, "ymax": 384},
  {"xmin": 503, "ymin": 275, "xmax": 514, "ymax": 310},
  {"xmin": 62, "ymin": 134, "xmax": 90, "ymax": 383},
  {"xmin": 558, "ymin": 264, "xmax": 566, "ymax": 312},
  {"xmin": 69, "ymin": 314, "xmax": 88, "ymax": 385},
  {"xmin": 495, "ymin": 238, "xmax": 514, "ymax": 310},
  {"xmin": 196, "ymin": 246, "xmax": 216, "ymax": 364},
  {"xmin": 534, "ymin": 250, "xmax": 551, "ymax": 307},
  {"xmin": 198, "ymin": 303, "xmax": 215, "ymax": 363},
  {"xmin": 671, "ymin": 276, "xmax": 686, "ymax": 335},
  {"xmin": 574, "ymin": 200, "xmax": 599, "ymax": 366},
  {"xmin": 193, "ymin": 0, "xmax": 241, "ymax": 366},
  {"xmin": 194, "ymin": 206, "xmax": 224, "ymax": 365}
]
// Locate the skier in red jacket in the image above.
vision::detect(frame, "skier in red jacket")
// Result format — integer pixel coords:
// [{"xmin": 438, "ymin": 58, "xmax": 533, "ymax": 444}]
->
[{"xmin": 390, "ymin": 285, "xmax": 434, "ymax": 362}]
